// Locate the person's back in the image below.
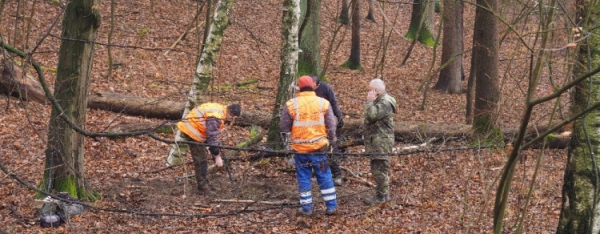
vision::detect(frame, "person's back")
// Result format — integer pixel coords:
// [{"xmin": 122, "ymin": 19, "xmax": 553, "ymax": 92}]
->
[{"xmin": 280, "ymin": 76, "xmax": 338, "ymax": 216}]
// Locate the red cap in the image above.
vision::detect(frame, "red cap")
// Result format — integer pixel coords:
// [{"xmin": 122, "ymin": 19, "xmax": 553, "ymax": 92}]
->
[{"xmin": 298, "ymin": 76, "xmax": 315, "ymax": 89}]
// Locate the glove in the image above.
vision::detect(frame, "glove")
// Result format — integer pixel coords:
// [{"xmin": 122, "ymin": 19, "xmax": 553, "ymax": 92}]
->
[
  {"xmin": 208, "ymin": 146, "xmax": 220, "ymax": 156},
  {"xmin": 337, "ymin": 118, "xmax": 344, "ymax": 129}
]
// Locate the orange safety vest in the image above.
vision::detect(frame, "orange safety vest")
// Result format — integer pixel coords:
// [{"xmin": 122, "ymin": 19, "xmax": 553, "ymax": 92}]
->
[
  {"xmin": 286, "ymin": 92, "xmax": 330, "ymax": 153},
  {"xmin": 177, "ymin": 103, "xmax": 226, "ymax": 143}
]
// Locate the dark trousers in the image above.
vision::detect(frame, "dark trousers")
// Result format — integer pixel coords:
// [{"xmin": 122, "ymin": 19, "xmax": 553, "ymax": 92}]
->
[
  {"xmin": 329, "ymin": 159, "xmax": 342, "ymax": 179},
  {"xmin": 183, "ymin": 135, "xmax": 209, "ymax": 189}
]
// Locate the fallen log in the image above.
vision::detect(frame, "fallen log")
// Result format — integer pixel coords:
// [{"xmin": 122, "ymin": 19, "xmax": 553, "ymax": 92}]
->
[{"xmin": 1, "ymin": 61, "xmax": 571, "ymax": 149}]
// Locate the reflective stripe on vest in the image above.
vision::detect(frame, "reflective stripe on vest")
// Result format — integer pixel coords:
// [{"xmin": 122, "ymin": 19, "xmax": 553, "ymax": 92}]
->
[
  {"xmin": 178, "ymin": 103, "xmax": 226, "ymax": 142},
  {"xmin": 287, "ymin": 93, "xmax": 329, "ymax": 152}
]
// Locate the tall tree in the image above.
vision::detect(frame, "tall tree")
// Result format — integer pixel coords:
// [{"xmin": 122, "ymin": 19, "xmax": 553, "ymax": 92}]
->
[
  {"xmin": 42, "ymin": 0, "xmax": 100, "ymax": 200},
  {"xmin": 405, "ymin": 0, "xmax": 436, "ymax": 46},
  {"xmin": 433, "ymin": 0, "xmax": 463, "ymax": 93},
  {"xmin": 166, "ymin": 0, "xmax": 233, "ymax": 166},
  {"xmin": 338, "ymin": 0, "xmax": 349, "ymax": 25},
  {"xmin": 298, "ymin": 0, "xmax": 322, "ymax": 76},
  {"xmin": 557, "ymin": 0, "xmax": 600, "ymax": 232},
  {"xmin": 365, "ymin": 0, "xmax": 376, "ymax": 22},
  {"xmin": 343, "ymin": 0, "xmax": 361, "ymax": 70},
  {"xmin": 266, "ymin": 0, "xmax": 301, "ymax": 144},
  {"xmin": 471, "ymin": 0, "xmax": 499, "ymax": 135}
]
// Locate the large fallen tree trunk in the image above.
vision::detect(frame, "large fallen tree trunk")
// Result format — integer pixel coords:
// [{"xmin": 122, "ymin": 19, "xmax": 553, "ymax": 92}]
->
[{"xmin": 1, "ymin": 62, "xmax": 570, "ymax": 148}]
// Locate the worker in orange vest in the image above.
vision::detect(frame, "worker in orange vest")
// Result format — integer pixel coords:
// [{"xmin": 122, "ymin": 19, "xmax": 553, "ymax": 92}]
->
[
  {"xmin": 177, "ymin": 103, "xmax": 241, "ymax": 195},
  {"xmin": 280, "ymin": 76, "xmax": 338, "ymax": 216}
]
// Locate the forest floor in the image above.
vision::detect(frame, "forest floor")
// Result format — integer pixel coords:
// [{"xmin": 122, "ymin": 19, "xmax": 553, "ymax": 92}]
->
[{"xmin": 0, "ymin": 0, "xmax": 573, "ymax": 233}]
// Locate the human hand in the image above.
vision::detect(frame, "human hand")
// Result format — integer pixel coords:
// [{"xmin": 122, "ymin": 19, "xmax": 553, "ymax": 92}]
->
[
  {"xmin": 215, "ymin": 156, "xmax": 224, "ymax": 167},
  {"xmin": 367, "ymin": 90, "xmax": 377, "ymax": 101},
  {"xmin": 337, "ymin": 118, "xmax": 344, "ymax": 129}
]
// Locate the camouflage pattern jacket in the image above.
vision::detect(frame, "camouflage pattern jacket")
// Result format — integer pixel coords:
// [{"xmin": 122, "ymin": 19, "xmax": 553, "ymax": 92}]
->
[{"xmin": 363, "ymin": 93, "xmax": 397, "ymax": 159}]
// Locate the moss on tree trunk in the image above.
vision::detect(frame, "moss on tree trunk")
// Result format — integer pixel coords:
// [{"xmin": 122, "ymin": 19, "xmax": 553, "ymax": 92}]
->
[
  {"xmin": 557, "ymin": 0, "xmax": 600, "ymax": 230},
  {"xmin": 42, "ymin": 0, "xmax": 100, "ymax": 201}
]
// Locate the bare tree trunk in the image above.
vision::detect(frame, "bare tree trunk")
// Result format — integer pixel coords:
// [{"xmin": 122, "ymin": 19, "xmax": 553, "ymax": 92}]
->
[
  {"xmin": 434, "ymin": 0, "xmax": 463, "ymax": 93},
  {"xmin": 405, "ymin": 0, "xmax": 436, "ymax": 46},
  {"xmin": 344, "ymin": 0, "xmax": 361, "ymax": 70},
  {"xmin": 42, "ymin": 0, "xmax": 100, "ymax": 201},
  {"xmin": 266, "ymin": 0, "xmax": 300, "ymax": 145},
  {"xmin": 167, "ymin": 0, "xmax": 234, "ymax": 166},
  {"xmin": 472, "ymin": 0, "xmax": 499, "ymax": 136},
  {"xmin": 338, "ymin": 0, "xmax": 349, "ymax": 25},
  {"xmin": 107, "ymin": 0, "xmax": 115, "ymax": 79},
  {"xmin": 299, "ymin": 0, "xmax": 322, "ymax": 76},
  {"xmin": 365, "ymin": 0, "xmax": 375, "ymax": 22}
]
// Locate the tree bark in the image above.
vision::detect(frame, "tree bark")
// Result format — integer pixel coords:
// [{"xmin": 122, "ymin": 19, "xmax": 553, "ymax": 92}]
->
[
  {"xmin": 472, "ymin": 0, "xmax": 499, "ymax": 135},
  {"xmin": 167, "ymin": 0, "xmax": 233, "ymax": 166},
  {"xmin": 265, "ymin": 0, "xmax": 300, "ymax": 145},
  {"xmin": 338, "ymin": 0, "xmax": 349, "ymax": 25},
  {"xmin": 557, "ymin": 0, "xmax": 600, "ymax": 232},
  {"xmin": 345, "ymin": 0, "xmax": 361, "ymax": 69},
  {"xmin": 42, "ymin": 0, "xmax": 100, "ymax": 201},
  {"xmin": 365, "ymin": 0, "xmax": 375, "ymax": 22},
  {"xmin": 434, "ymin": 0, "xmax": 463, "ymax": 93},
  {"xmin": 298, "ymin": 0, "xmax": 322, "ymax": 76},
  {"xmin": 405, "ymin": 0, "xmax": 436, "ymax": 46}
]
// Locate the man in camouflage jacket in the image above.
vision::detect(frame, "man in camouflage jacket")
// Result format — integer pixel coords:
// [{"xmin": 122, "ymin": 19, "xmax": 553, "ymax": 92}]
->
[{"xmin": 363, "ymin": 78, "xmax": 397, "ymax": 205}]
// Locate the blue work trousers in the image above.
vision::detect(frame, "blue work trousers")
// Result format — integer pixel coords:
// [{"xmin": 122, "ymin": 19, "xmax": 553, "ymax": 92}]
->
[{"xmin": 294, "ymin": 153, "xmax": 337, "ymax": 212}]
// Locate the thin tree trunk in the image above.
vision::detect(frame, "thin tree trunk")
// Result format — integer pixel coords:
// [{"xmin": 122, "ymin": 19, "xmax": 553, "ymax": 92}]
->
[
  {"xmin": 167, "ymin": 0, "xmax": 234, "ymax": 166},
  {"xmin": 42, "ymin": 0, "xmax": 100, "ymax": 201},
  {"xmin": 345, "ymin": 0, "xmax": 361, "ymax": 69},
  {"xmin": 107, "ymin": 0, "xmax": 115, "ymax": 79},
  {"xmin": 266, "ymin": 0, "xmax": 301, "ymax": 145}
]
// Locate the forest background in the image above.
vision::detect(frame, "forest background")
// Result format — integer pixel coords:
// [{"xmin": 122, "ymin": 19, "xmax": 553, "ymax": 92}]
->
[{"xmin": 0, "ymin": 0, "xmax": 580, "ymax": 233}]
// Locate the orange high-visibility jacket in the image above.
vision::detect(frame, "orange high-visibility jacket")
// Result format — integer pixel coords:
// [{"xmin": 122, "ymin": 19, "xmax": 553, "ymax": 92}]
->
[
  {"xmin": 285, "ymin": 92, "xmax": 330, "ymax": 153},
  {"xmin": 177, "ymin": 103, "xmax": 226, "ymax": 143}
]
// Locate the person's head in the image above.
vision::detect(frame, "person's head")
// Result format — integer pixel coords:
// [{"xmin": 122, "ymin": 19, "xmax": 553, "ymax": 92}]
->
[
  {"xmin": 226, "ymin": 104, "xmax": 241, "ymax": 121},
  {"xmin": 298, "ymin": 75, "xmax": 316, "ymax": 92},
  {"xmin": 310, "ymin": 75, "xmax": 321, "ymax": 86},
  {"xmin": 369, "ymin": 78, "xmax": 386, "ymax": 96}
]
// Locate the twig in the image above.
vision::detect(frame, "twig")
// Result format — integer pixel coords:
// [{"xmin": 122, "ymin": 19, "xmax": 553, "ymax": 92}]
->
[
  {"xmin": 340, "ymin": 166, "xmax": 374, "ymax": 187},
  {"xmin": 212, "ymin": 199, "xmax": 289, "ymax": 205},
  {"xmin": 163, "ymin": 22, "xmax": 204, "ymax": 56}
]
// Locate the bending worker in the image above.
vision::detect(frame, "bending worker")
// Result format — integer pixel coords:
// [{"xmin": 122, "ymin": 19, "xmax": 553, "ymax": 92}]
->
[{"xmin": 177, "ymin": 103, "xmax": 241, "ymax": 195}]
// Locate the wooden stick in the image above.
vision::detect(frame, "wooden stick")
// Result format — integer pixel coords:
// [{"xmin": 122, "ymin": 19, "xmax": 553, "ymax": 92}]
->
[
  {"xmin": 163, "ymin": 22, "xmax": 205, "ymax": 56},
  {"xmin": 212, "ymin": 199, "xmax": 288, "ymax": 205}
]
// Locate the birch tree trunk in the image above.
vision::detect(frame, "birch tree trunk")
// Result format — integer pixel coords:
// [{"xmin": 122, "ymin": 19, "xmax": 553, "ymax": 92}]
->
[
  {"xmin": 166, "ymin": 0, "xmax": 233, "ymax": 166},
  {"xmin": 42, "ymin": 0, "xmax": 100, "ymax": 200},
  {"xmin": 265, "ymin": 0, "xmax": 300, "ymax": 145},
  {"xmin": 557, "ymin": 0, "xmax": 600, "ymax": 232}
]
